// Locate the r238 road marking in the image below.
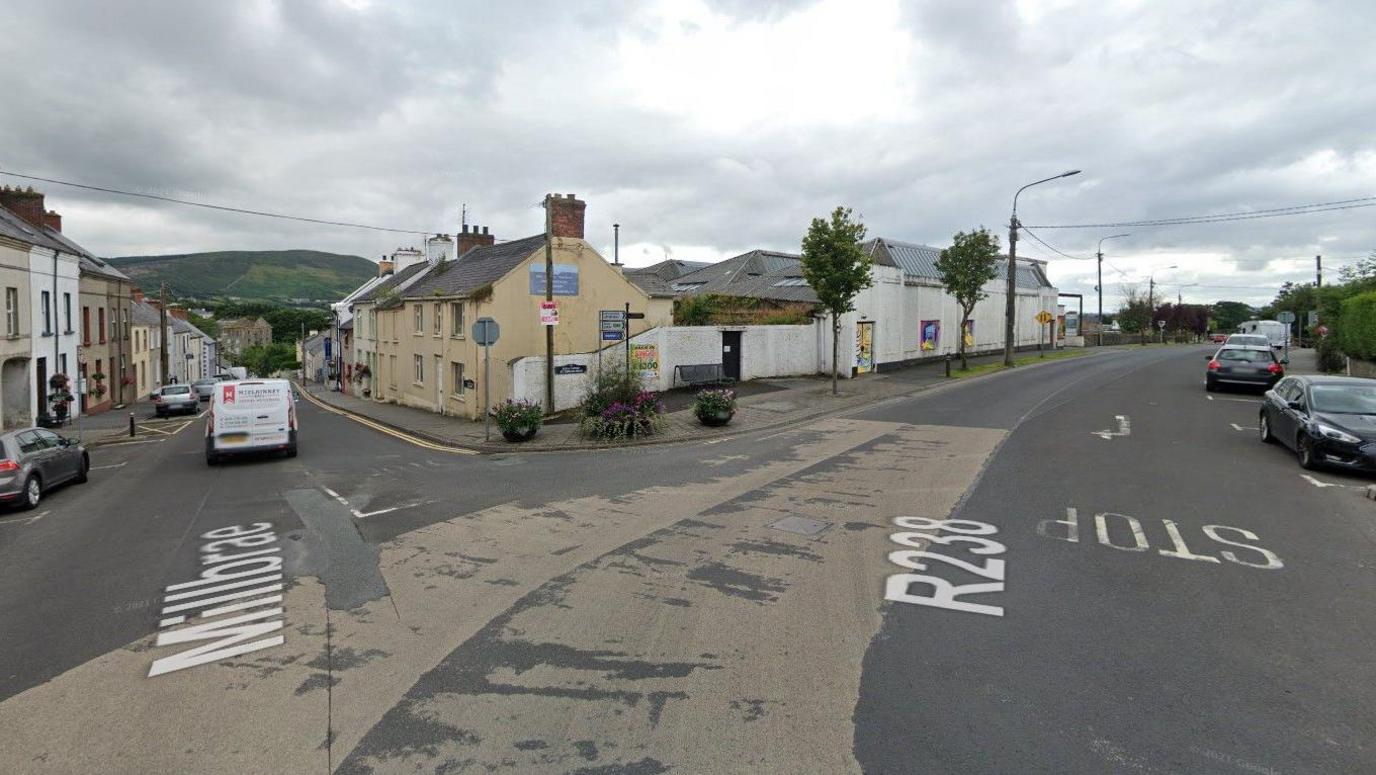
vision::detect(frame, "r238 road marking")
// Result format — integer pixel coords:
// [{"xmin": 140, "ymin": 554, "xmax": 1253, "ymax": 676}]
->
[{"xmin": 1038, "ymin": 508, "xmax": 1283, "ymax": 570}]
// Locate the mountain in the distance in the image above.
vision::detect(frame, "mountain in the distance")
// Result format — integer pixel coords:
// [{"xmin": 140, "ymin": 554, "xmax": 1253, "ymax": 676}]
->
[{"xmin": 108, "ymin": 249, "xmax": 377, "ymax": 303}]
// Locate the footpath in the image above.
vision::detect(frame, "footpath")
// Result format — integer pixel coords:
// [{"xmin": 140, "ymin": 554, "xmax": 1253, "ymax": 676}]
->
[{"xmin": 298, "ymin": 347, "xmax": 1110, "ymax": 454}]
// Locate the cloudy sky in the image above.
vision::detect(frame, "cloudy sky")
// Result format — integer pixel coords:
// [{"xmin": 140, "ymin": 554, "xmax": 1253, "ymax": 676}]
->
[{"xmin": 3, "ymin": 0, "xmax": 1373, "ymax": 309}]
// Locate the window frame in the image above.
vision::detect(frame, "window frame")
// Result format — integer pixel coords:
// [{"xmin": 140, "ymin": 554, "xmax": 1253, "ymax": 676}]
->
[
  {"xmin": 451, "ymin": 361, "xmax": 465, "ymax": 396},
  {"xmin": 413, "ymin": 304, "xmax": 424, "ymax": 335},
  {"xmin": 433, "ymin": 303, "xmax": 443, "ymax": 336},
  {"xmin": 4, "ymin": 287, "xmax": 17, "ymax": 336},
  {"xmin": 413, "ymin": 353, "xmax": 424, "ymax": 385},
  {"xmin": 450, "ymin": 302, "xmax": 465, "ymax": 338},
  {"xmin": 41, "ymin": 291, "xmax": 51, "ymax": 335}
]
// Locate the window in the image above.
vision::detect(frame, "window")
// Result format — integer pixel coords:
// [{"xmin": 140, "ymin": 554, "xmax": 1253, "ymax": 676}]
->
[
  {"xmin": 388, "ymin": 355, "xmax": 397, "ymax": 388},
  {"xmin": 109, "ymin": 308, "xmax": 116, "ymax": 341},
  {"xmin": 60, "ymin": 354, "xmax": 68, "ymax": 377},
  {"xmin": 95, "ymin": 358, "xmax": 102, "ymax": 379},
  {"xmin": 41, "ymin": 291, "xmax": 51, "ymax": 335},
  {"xmin": 413, "ymin": 354, "xmax": 424, "ymax": 384},
  {"xmin": 98, "ymin": 307, "xmax": 106, "ymax": 343},
  {"xmin": 82, "ymin": 306, "xmax": 91, "ymax": 344},
  {"xmin": 63, "ymin": 293, "xmax": 72, "ymax": 333},
  {"xmin": 1218, "ymin": 348, "xmax": 1274, "ymax": 363},
  {"xmin": 4, "ymin": 287, "xmax": 17, "ymax": 335},
  {"xmin": 122, "ymin": 309, "xmax": 128, "ymax": 339},
  {"xmin": 451, "ymin": 361, "xmax": 465, "ymax": 395},
  {"xmin": 433, "ymin": 303, "xmax": 443, "ymax": 336},
  {"xmin": 414, "ymin": 304, "xmax": 423, "ymax": 334},
  {"xmin": 450, "ymin": 302, "xmax": 465, "ymax": 337}
]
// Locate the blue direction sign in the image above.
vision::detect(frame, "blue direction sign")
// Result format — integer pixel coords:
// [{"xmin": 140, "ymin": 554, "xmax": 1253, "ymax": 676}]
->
[{"xmin": 600, "ymin": 309, "xmax": 626, "ymax": 341}]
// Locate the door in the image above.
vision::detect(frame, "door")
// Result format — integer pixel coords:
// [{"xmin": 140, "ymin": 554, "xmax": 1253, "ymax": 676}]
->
[
  {"xmin": 35, "ymin": 358, "xmax": 48, "ymax": 416},
  {"xmin": 855, "ymin": 322, "xmax": 875, "ymax": 374},
  {"xmin": 1274, "ymin": 380, "xmax": 1304, "ymax": 448},
  {"xmin": 15, "ymin": 430, "xmax": 55, "ymax": 483},
  {"xmin": 33, "ymin": 429, "xmax": 75, "ymax": 480},
  {"xmin": 721, "ymin": 331, "xmax": 742, "ymax": 382}
]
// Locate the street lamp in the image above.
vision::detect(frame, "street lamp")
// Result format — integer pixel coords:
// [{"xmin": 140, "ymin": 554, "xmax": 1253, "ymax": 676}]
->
[
  {"xmin": 1005, "ymin": 169, "xmax": 1081, "ymax": 366},
  {"xmin": 1095, "ymin": 233, "xmax": 1130, "ymax": 346}
]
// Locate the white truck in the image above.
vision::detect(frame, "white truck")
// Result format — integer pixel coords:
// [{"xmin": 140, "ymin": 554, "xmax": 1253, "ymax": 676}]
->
[{"xmin": 1237, "ymin": 320, "xmax": 1289, "ymax": 350}]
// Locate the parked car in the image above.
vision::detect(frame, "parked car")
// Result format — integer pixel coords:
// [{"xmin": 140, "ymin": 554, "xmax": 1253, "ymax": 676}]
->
[
  {"xmin": 0, "ymin": 428, "xmax": 88, "ymax": 510},
  {"xmin": 1210, "ymin": 333, "xmax": 1227, "ymax": 344},
  {"xmin": 153, "ymin": 384, "xmax": 200, "ymax": 417},
  {"xmin": 1206, "ymin": 346, "xmax": 1283, "ymax": 392},
  {"xmin": 191, "ymin": 377, "xmax": 219, "ymax": 401},
  {"xmin": 1224, "ymin": 334, "xmax": 1271, "ymax": 349},
  {"xmin": 1260, "ymin": 376, "xmax": 1376, "ymax": 471},
  {"xmin": 205, "ymin": 379, "xmax": 298, "ymax": 464}
]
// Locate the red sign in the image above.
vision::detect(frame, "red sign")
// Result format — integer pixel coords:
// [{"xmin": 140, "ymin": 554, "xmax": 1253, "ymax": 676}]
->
[
  {"xmin": 1317, "ymin": 325, "xmax": 1329, "ymax": 337},
  {"xmin": 222, "ymin": 384, "xmax": 237, "ymax": 404},
  {"xmin": 539, "ymin": 300, "xmax": 559, "ymax": 326}
]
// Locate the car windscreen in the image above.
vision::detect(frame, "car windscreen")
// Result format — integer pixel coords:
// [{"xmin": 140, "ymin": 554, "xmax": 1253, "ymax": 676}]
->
[
  {"xmin": 1217, "ymin": 349, "xmax": 1273, "ymax": 362},
  {"xmin": 163, "ymin": 386, "xmax": 192, "ymax": 395},
  {"xmin": 1309, "ymin": 384, "xmax": 1376, "ymax": 414}
]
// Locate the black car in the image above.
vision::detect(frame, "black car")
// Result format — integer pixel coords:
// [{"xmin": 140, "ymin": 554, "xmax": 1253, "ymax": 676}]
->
[
  {"xmin": 1259, "ymin": 375, "xmax": 1376, "ymax": 471},
  {"xmin": 1206, "ymin": 345, "xmax": 1283, "ymax": 392}
]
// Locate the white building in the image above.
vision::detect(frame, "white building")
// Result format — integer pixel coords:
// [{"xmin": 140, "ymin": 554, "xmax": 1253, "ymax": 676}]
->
[{"xmin": 4, "ymin": 203, "xmax": 83, "ymax": 423}]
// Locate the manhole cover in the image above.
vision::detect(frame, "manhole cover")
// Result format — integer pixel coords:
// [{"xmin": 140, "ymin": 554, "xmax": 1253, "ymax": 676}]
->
[{"xmin": 768, "ymin": 516, "xmax": 832, "ymax": 535}]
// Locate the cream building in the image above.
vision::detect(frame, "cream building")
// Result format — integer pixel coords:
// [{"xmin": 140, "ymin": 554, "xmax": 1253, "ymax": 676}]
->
[{"xmin": 0, "ymin": 209, "xmax": 33, "ymax": 429}]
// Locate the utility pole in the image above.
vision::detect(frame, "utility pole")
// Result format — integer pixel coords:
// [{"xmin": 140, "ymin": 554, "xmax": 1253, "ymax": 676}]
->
[
  {"xmin": 300, "ymin": 320, "xmax": 306, "ymax": 384},
  {"xmin": 1316, "ymin": 254, "xmax": 1322, "ymax": 288},
  {"xmin": 1003, "ymin": 215, "xmax": 1018, "ymax": 366},
  {"xmin": 158, "ymin": 281, "xmax": 169, "ymax": 387},
  {"xmin": 1096, "ymin": 250, "xmax": 1104, "ymax": 347},
  {"xmin": 1146, "ymin": 276, "xmax": 1155, "ymax": 346},
  {"xmin": 543, "ymin": 195, "xmax": 555, "ymax": 412}
]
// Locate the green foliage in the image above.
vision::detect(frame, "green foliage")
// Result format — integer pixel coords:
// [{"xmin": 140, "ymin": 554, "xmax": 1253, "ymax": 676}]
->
[
  {"xmin": 578, "ymin": 367, "xmax": 665, "ymax": 441},
  {"xmin": 210, "ymin": 301, "xmax": 332, "ymax": 343},
  {"xmin": 492, "ymin": 400, "xmax": 544, "ymax": 432},
  {"xmin": 693, "ymin": 388, "xmax": 736, "ymax": 419},
  {"xmin": 108, "ymin": 250, "xmax": 377, "ymax": 303},
  {"xmin": 1209, "ymin": 300, "xmax": 1254, "ymax": 332},
  {"xmin": 936, "ymin": 227, "xmax": 1001, "ymax": 367},
  {"xmin": 673, "ymin": 294, "xmax": 814, "ymax": 326},
  {"xmin": 800, "ymin": 207, "xmax": 872, "ymax": 316},
  {"xmin": 1338, "ymin": 291, "xmax": 1376, "ymax": 361},
  {"xmin": 1117, "ymin": 284, "xmax": 1152, "ymax": 339},
  {"xmin": 1315, "ymin": 334, "xmax": 1346, "ymax": 373},
  {"xmin": 187, "ymin": 311, "xmax": 219, "ymax": 339},
  {"xmin": 233, "ymin": 342, "xmax": 301, "ymax": 377},
  {"xmin": 675, "ymin": 295, "xmax": 716, "ymax": 326}
]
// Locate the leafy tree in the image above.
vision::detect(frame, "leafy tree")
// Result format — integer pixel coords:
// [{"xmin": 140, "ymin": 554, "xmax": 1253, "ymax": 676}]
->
[
  {"xmin": 187, "ymin": 311, "xmax": 219, "ymax": 339},
  {"xmin": 935, "ymin": 227, "xmax": 1001, "ymax": 370},
  {"xmin": 1117, "ymin": 284, "xmax": 1152, "ymax": 343},
  {"xmin": 800, "ymin": 206, "xmax": 872, "ymax": 394},
  {"xmin": 1209, "ymin": 300, "xmax": 1254, "ymax": 333},
  {"xmin": 232, "ymin": 342, "xmax": 300, "ymax": 377}
]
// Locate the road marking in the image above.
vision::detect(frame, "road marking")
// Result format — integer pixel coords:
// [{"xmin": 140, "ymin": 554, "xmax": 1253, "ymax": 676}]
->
[
  {"xmin": 97, "ymin": 438, "xmax": 165, "ymax": 446},
  {"xmin": 703, "ymin": 436, "xmax": 735, "ymax": 445},
  {"xmin": 356, "ymin": 499, "xmax": 435, "ymax": 518},
  {"xmin": 0, "ymin": 510, "xmax": 49, "ymax": 526},
  {"xmin": 1300, "ymin": 474, "xmax": 1344, "ymax": 488},
  {"xmin": 1229, "ymin": 423, "xmax": 1258, "ymax": 431},
  {"xmin": 1039, "ymin": 507, "xmax": 1283, "ymax": 571},
  {"xmin": 1092, "ymin": 415, "xmax": 1131, "ymax": 440},
  {"xmin": 883, "ymin": 517, "xmax": 1005, "ymax": 617},
  {"xmin": 90, "ymin": 461, "xmax": 129, "ymax": 470},
  {"xmin": 1207, "ymin": 396, "xmax": 1257, "ymax": 404}
]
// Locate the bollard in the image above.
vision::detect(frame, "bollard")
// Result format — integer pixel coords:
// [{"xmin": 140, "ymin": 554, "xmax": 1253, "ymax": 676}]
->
[
  {"xmin": 944, "ymin": 353, "xmax": 952, "ymax": 378},
  {"xmin": 129, "ymin": 411, "xmax": 136, "ymax": 437}
]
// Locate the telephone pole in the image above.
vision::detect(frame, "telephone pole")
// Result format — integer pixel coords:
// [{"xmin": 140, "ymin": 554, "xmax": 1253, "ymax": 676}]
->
[
  {"xmin": 1095, "ymin": 233, "xmax": 1129, "ymax": 346},
  {"xmin": 158, "ymin": 281, "xmax": 169, "ymax": 386},
  {"xmin": 1316, "ymin": 254, "xmax": 1322, "ymax": 288}
]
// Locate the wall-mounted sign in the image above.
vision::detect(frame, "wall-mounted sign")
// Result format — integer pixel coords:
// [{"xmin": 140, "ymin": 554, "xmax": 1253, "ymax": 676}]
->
[
  {"xmin": 463, "ymin": 378, "xmax": 477, "ymax": 389},
  {"xmin": 632, "ymin": 343, "xmax": 659, "ymax": 380},
  {"xmin": 540, "ymin": 301, "xmax": 559, "ymax": 326},
  {"xmin": 555, "ymin": 364, "xmax": 588, "ymax": 375},
  {"xmin": 529, "ymin": 263, "xmax": 579, "ymax": 296},
  {"xmin": 920, "ymin": 320, "xmax": 940, "ymax": 352}
]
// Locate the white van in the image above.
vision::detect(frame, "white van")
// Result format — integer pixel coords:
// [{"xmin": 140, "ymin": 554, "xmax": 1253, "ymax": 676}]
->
[
  {"xmin": 205, "ymin": 379, "xmax": 297, "ymax": 465},
  {"xmin": 1237, "ymin": 320, "xmax": 1289, "ymax": 349}
]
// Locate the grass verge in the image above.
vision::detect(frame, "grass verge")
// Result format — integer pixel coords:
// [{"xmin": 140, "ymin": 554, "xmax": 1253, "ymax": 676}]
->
[{"xmin": 951, "ymin": 348, "xmax": 1096, "ymax": 379}]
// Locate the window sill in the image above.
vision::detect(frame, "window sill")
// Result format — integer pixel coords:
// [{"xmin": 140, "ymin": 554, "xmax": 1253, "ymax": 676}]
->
[
  {"xmin": 450, "ymin": 335, "xmax": 466, "ymax": 340},
  {"xmin": 412, "ymin": 382, "xmax": 425, "ymax": 387},
  {"xmin": 63, "ymin": 329, "xmax": 74, "ymax": 335},
  {"xmin": 41, "ymin": 331, "xmax": 52, "ymax": 337}
]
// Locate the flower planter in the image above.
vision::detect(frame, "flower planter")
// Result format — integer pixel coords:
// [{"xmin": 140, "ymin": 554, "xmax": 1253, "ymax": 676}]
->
[
  {"xmin": 501, "ymin": 425, "xmax": 538, "ymax": 442},
  {"xmin": 699, "ymin": 410, "xmax": 734, "ymax": 427}
]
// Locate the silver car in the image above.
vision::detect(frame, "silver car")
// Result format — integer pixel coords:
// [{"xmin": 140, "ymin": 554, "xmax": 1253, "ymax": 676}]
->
[
  {"xmin": 191, "ymin": 377, "xmax": 219, "ymax": 401},
  {"xmin": 0, "ymin": 428, "xmax": 88, "ymax": 510},
  {"xmin": 153, "ymin": 384, "xmax": 200, "ymax": 417}
]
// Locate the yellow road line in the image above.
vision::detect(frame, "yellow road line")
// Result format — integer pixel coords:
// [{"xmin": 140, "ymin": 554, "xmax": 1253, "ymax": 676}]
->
[{"xmin": 296, "ymin": 388, "xmax": 477, "ymax": 455}]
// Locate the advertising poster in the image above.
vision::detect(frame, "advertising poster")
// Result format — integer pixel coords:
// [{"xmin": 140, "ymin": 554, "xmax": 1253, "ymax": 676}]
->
[
  {"xmin": 920, "ymin": 320, "xmax": 940, "ymax": 352},
  {"xmin": 632, "ymin": 343, "xmax": 659, "ymax": 381},
  {"xmin": 962, "ymin": 319, "xmax": 975, "ymax": 348},
  {"xmin": 855, "ymin": 322, "xmax": 874, "ymax": 374}
]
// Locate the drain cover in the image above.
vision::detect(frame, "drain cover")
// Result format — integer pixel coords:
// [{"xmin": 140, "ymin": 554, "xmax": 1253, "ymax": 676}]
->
[{"xmin": 768, "ymin": 516, "xmax": 832, "ymax": 535}]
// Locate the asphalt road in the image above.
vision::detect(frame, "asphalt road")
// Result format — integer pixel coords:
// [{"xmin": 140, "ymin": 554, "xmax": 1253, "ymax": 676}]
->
[{"xmin": 0, "ymin": 345, "xmax": 1371, "ymax": 774}]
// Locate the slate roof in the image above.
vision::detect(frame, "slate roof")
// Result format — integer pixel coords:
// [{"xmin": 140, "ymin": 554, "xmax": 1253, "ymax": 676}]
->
[
  {"xmin": 131, "ymin": 299, "xmax": 162, "ymax": 326},
  {"xmin": 0, "ymin": 205, "xmax": 67, "ymax": 253},
  {"xmin": 626, "ymin": 259, "xmax": 713, "ymax": 282},
  {"xmin": 352, "ymin": 261, "xmax": 433, "ymax": 303},
  {"xmin": 402, "ymin": 234, "xmax": 546, "ymax": 299},
  {"xmin": 624, "ymin": 271, "xmax": 677, "ymax": 298},
  {"xmin": 670, "ymin": 249, "xmax": 818, "ymax": 304}
]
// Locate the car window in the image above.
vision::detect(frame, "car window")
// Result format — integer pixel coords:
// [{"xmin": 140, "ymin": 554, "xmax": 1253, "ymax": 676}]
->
[
  {"xmin": 1309, "ymin": 384, "xmax": 1376, "ymax": 414},
  {"xmin": 34, "ymin": 429, "xmax": 64, "ymax": 448},
  {"xmin": 15, "ymin": 431, "xmax": 44, "ymax": 454},
  {"xmin": 1227, "ymin": 336, "xmax": 1269, "ymax": 346},
  {"xmin": 1218, "ymin": 349, "xmax": 1273, "ymax": 362},
  {"xmin": 163, "ymin": 386, "xmax": 192, "ymax": 395}
]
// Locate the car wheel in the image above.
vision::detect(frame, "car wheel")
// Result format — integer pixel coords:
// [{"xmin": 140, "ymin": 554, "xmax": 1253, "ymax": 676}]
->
[
  {"xmin": 1205, "ymin": 378, "xmax": 1217, "ymax": 392},
  {"xmin": 286, "ymin": 444, "xmax": 298, "ymax": 459},
  {"xmin": 1259, "ymin": 412, "xmax": 1274, "ymax": 444},
  {"xmin": 206, "ymin": 452, "xmax": 219, "ymax": 466},
  {"xmin": 1296, "ymin": 434, "xmax": 1318, "ymax": 470},
  {"xmin": 74, "ymin": 454, "xmax": 89, "ymax": 483},
  {"xmin": 21, "ymin": 475, "xmax": 41, "ymax": 510}
]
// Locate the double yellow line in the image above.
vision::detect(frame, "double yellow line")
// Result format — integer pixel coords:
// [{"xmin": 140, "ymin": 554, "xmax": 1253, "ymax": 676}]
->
[{"xmin": 295, "ymin": 387, "xmax": 477, "ymax": 455}]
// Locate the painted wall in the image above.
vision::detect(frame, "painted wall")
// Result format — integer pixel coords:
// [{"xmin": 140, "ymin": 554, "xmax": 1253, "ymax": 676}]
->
[
  {"xmin": 27, "ymin": 246, "xmax": 80, "ymax": 421},
  {"xmin": 0, "ymin": 238, "xmax": 33, "ymax": 428}
]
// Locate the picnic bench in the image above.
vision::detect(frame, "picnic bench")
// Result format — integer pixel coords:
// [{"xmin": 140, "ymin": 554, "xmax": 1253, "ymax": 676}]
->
[{"xmin": 674, "ymin": 363, "xmax": 726, "ymax": 387}]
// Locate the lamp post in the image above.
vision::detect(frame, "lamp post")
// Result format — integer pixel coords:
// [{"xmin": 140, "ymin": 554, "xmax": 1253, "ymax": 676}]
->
[
  {"xmin": 1145, "ymin": 265, "xmax": 1178, "ymax": 344},
  {"xmin": 1005, "ymin": 169, "xmax": 1081, "ymax": 366},
  {"xmin": 1095, "ymin": 233, "xmax": 1130, "ymax": 346}
]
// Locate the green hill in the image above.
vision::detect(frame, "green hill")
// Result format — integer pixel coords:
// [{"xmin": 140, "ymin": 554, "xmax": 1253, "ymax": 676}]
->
[{"xmin": 108, "ymin": 250, "xmax": 378, "ymax": 303}]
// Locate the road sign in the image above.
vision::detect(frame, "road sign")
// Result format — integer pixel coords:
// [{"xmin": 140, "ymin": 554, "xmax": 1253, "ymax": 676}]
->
[
  {"xmin": 540, "ymin": 301, "xmax": 559, "ymax": 326},
  {"xmin": 1307, "ymin": 310, "xmax": 1319, "ymax": 327},
  {"xmin": 471, "ymin": 317, "xmax": 499, "ymax": 345},
  {"xmin": 1317, "ymin": 324, "xmax": 1330, "ymax": 337},
  {"xmin": 1277, "ymin": 311, "xmax": 1296, "ymax": 324},
  {"xmin": 600, "ymin": 309, "xmax": 626, "ymax": 341},
  {"xmin": 1035, "ymin": 311, "xmax": 1054, "ymax": 324}
]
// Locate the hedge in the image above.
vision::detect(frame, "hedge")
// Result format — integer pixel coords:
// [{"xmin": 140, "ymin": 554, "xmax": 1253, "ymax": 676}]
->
[{"xmin": 1338, "ymin": 290, "xmax": 1376, "ymax": 361}]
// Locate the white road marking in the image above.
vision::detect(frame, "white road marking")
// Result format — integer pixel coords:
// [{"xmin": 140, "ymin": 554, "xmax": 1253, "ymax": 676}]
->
[
  {"xmin": 90, "ymin": 461, "xmax": 129, "ymax": 470},
  {"xmin": 1207, "ymin": 396, "xmax": 1257, "ymax": 404},
  {"xmin": 703, "ymin": 436, "xmax": 735, "ymax": 445},
  {"xmin": 356, "ymin": 499, "xmax": 435, "ymax": 519},
  {"xmin": 0, "ymin": 510, "xmax": 49, "ymax": 526},
  {"xmin": 1229, "ymin": 423, "xmax": 1258, "ymax": 432},
  {"xmin": 1300, "ymin": 474, "xmax": 1344, "ymax": 488},
  {"xmin": 98, "ymin": 438, "xmax": 165, "ymax": 446},
  {"xmin": 1206, "ymin": 395, "xmax": 1213, "ymax": 401},
  {"xmin": 1094, "ymin": 512, "xmax": 1148, "ymax": 551},
  {"xmin": 1092, "ymin": 415, "xmax": 1131, "ymax": 440}
]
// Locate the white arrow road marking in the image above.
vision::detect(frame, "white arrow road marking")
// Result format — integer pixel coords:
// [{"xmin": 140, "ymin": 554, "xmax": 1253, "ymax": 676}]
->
[
  {"xmin": 1093, "ymin": 415, "xmax": 1131, "ymax": 440},
  {"xmin": 1230, "ymin": 423, "xmax": 1258, "ymax": 431},
  {"xmin": 356, "ymin": 499, "xmax": 436, "ymax": 519},
  {"xmin": 1300, "ymin": 474, "xmax": 1345, "ymax": 488}
]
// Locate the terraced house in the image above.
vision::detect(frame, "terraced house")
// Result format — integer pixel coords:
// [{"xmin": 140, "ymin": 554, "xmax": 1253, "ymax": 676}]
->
[
  {"xmin": 77, "ymin": 253, "xmax": 135, "ymax": 414},
  {"xmin": 351, "ymin": 194, "xmax": 671, "ymax": 419}
]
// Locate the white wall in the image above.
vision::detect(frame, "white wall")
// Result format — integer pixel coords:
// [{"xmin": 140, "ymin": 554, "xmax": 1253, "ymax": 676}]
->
[{"xmin": 27, "ymin": 246, "xmax": 81, "ymax": 420}]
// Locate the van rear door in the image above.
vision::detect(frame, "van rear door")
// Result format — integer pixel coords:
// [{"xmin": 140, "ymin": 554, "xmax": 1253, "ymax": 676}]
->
[{"xmin": 212, "ymin": 381, "xmax": 291, "ymax": 451}]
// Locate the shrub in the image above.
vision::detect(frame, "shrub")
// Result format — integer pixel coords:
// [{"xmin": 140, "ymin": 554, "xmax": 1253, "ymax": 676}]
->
[
  {"xmin": 579, "ymin": 368, "xmax": 665, "ymax": 440},
  {"xmin": 493, "ymin": 399, "xmax": 543, "ymax": 432},
  {"xmin": 693, "ymin": 388, "xmax": 736, "ymax": 420},
  {"xmin": 1338, "ymin": 291, "xmax": 1376, "ymax": 360},
  {"xmin": 1315, "ymin": 334, "xmax": 1346, "ymax": 373}
]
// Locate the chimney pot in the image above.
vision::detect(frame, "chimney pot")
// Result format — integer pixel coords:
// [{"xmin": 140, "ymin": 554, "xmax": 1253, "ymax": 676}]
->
[
  {"xmin": 546, "ymin": 193, "xmax": 587, "ymax": 240},
  {"xmin": 482, "ymin": 226, "xmax": 488, "ymax": 235},
  {"xmin": 0, "ymin": 186, "xmax": 47, "ymax": 230}
]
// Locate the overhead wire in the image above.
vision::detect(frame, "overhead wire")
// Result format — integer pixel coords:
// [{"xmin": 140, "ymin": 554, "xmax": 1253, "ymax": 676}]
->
[{"xmin": 1026, "ymin": 196, "xmax": 1376, "ymax": 229}]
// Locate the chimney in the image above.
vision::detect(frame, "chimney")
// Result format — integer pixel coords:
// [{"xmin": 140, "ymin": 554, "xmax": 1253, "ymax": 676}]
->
[
  {"xmin": 132, "ymin": 288, "xmax": 145, "ymax": 304},
  {"xmin": 378, "ymin": 255, "xmax": 394, "ymax": 277},
  {"xmin": 0, "ymin": 186, "xmax": 47, "ymax": 229},
  {"xmin": 458, "ymin": 224, "xmax": 494, "ymax": 255},
  {"xmin": 168, "ymin": 306, "xmax": 189, "ymax": 321},
  {"xmin": 547, "ymin": 193, "xmax": 586, "ymax": 240},
  {"xmin": 43, "ymin": 210, "xmax": 62, "ymax": 232}
]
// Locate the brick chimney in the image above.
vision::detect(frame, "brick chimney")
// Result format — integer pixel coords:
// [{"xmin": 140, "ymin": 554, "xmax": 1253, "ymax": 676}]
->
[
  {"xmin": 168, "ymin": 306, "xmax": 189, "ymax": 321},
  {"xmin": 546, "ymin": 193, "xmax": 586, "ymax": 240},
  {"xmin": 132, "ymin": 288, "xmax": 145, "ymax": 303},
  {"xmin": 0, "ymin": 186, "xmax": 47, "ymax": 229},
  {"xmin": 43, "ymin": 211, "xmax": 61, "ymax": 232},
  {"xmin": 458, "ymin": 224, "xmax": 495, "ymax": 255},
  {"xmin": 378, "ymin": 255, "xmax": 394, "ymax": 277}
]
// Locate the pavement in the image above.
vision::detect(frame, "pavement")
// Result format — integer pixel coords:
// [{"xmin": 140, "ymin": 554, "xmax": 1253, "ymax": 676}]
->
[{"xmin": 2, "ymin": 344, "xmax": 1370, "ymax": 774}]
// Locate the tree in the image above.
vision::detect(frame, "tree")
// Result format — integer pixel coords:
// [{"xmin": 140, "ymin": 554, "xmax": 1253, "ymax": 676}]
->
[
  {"xmin": 800, "ymin": 206, "xmax": 872, "ymax": 394},
  {"xmin": 232, "ymin": 342, "xmax": 300, "ymax": 377},
  {"xmin": 1210, "ymin": 300, "xmax": 1254, "ymax": 333},
  {"xmin": 1117, "ymin": 284, "xmax": 1152, "ymax": 344},
  {"xmin": 935, "ymin": 227, "xmax": 1001, "ymax": 370}
]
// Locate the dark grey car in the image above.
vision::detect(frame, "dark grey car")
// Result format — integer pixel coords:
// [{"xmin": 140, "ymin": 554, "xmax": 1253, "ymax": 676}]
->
[
  {"xmin": 1206, "ymin": 345, "xmax": 1283, "ymax": 392},
  {"xmin": 0, "ymin": 428, "xmax": 89, "ymax": 510}
]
